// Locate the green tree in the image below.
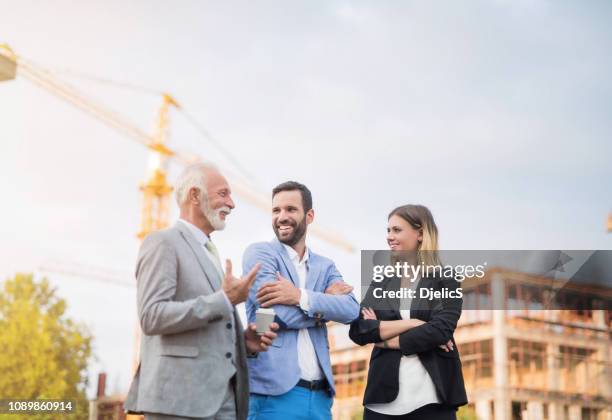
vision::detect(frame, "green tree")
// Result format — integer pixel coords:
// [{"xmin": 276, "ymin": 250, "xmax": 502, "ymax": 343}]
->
[{"xmin": 0, "ymin": 273, "xmax": 93, "ymax": 420}]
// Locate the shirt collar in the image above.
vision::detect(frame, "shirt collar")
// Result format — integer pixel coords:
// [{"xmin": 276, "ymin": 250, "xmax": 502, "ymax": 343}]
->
[
  {"xmin": 282, "ymin": 243, "xmax": 309, "ymax": 264},
  {"xmin": 178, "ymin": 218, "xmax": 210, "ymax": 246}
]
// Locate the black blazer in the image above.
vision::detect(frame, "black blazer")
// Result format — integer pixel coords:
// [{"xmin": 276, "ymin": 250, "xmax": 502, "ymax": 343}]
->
[{"xmin": 349, "ymin": 273, "xmax": 468, "ymax": 408}]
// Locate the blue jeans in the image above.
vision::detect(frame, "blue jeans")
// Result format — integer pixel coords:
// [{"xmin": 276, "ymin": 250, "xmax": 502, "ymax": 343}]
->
[{"xmin": 248, "ymin": 386, "xmax": 332, "ymax": 420}]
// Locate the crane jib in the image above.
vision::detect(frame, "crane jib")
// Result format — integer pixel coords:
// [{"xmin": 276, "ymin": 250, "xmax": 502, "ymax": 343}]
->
[{"xmin": 0, "ymin": 52, "xmax": 17, "ymax": 81}]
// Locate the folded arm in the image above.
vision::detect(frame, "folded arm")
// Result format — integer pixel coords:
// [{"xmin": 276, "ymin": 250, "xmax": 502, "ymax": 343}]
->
[
  {"xmin": 375, "ymin": 318, "xmax": 425, "ymax": 340},
  {"xmin": 349, "ymin": 307, "xmax": 423, "ymax": 345},
  {"xmin": 349, "ymin": 279, "xmax": 457, "ymax": 352},
  {"xmin": 349, "ymin": 282, "xmax": 392, "ymax": 345},
  {"xmin": 243, "ymin": 243, "xmax": 317, "ymax": 330},
  {"xmin": 397, "ymin": 276, "xmax": 462, "ymax": 355},
  {"xmin": 302, "ymin": 264, "xmax": 360, "ymax": 324}
]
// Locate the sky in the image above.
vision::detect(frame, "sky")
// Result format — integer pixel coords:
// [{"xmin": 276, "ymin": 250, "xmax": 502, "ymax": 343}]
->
[{"xmin": 1, "ymin": 0, "xmax": 611, "ymax": 397}]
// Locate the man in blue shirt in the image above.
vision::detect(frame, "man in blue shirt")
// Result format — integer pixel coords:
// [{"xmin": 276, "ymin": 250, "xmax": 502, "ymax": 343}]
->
[{"xmin": 243, "ymin": 181, "xmax": 360, "ymax": 420}]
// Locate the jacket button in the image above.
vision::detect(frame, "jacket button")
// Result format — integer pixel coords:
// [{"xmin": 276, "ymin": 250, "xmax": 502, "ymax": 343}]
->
[
  {"xmin": 226, "ymin": 352, "xmax": 232, "ymax": 359},
  {"xmin": 226, "ymin": 323, "xmax": 232, "ymax": 329}
]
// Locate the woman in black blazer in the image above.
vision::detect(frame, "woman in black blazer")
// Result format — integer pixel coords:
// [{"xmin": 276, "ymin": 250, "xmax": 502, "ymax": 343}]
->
[{"xmin": 349, "ymin": 205, "xmax": 467, "ymax": 420}]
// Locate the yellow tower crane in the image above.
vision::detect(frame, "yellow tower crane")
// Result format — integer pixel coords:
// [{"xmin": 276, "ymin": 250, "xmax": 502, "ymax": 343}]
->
[
  {"xmin": 0, "ymin": 43, "xmax": 178, "ymax": 242},
  {"xmin": 1, "ymin": 43, "xmax": 356, "ymax": 419},
  {"xmin": 138, "ymin": 93, "xmax": 177, "ymax": 240},
  {"xmin": 0, "ymin": 45, "xmax": 359, "ymax": 302},
  {"xmin": 0, "ymin": 43, "xmax": 355, "ymax": 250}
]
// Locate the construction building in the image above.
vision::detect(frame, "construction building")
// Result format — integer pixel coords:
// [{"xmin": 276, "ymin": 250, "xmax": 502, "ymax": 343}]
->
[{"xmin": 329, "ymin": 268, "xmax": 611, "ymax": 420}]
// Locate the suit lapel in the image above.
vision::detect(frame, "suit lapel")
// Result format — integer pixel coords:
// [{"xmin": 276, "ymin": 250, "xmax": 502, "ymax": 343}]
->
[
  {"xmin": 273, "ymin": 239, "xmax": 300, "ymax": 287},
  {"xmin": 175, "ymin": 222, "xmax": 222, "ymax": 291},
  {"xmin": 305, "ymin": 253, "xmax": 321, "ymax": 291},
  {"xmin": 410, "ymin": 275, "xmax": 429, "ymax": 319},
  {"xmin": 384, "ymin": 276, "xmax": 402, "ymax": 319}
]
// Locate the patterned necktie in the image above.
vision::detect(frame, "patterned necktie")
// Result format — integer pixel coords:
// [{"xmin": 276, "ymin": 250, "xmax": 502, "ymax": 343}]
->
[{"xmin": 205, "ymin": 240, "xmax": 224, "ymax": 277}]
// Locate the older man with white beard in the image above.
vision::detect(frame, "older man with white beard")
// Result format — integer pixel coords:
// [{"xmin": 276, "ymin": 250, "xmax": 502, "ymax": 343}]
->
[{"xmin": 125, "ymin": 163, "xmax": 278, "ymax": 420}]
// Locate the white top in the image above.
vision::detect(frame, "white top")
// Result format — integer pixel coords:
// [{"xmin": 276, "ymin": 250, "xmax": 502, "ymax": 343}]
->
[
  {"xmin": 283, "ymin": 244, "xmax": 324, "ymax": 381},
  {"xmin": 366, "ymin": 278, "xmax": 440, "ymax": 415}
]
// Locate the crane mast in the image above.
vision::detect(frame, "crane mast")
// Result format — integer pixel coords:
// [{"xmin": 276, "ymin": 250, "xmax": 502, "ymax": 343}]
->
[
  {"xmin": 1, "ymin": 43, "xmax": 358, "ymax": 253},
  {"xmin": 0, "ymin": 43, "xmax": 178, "ymax": 241},
  {"xmin": 138, "ymin": 94, "xmax": 178, "ymax": 240}
]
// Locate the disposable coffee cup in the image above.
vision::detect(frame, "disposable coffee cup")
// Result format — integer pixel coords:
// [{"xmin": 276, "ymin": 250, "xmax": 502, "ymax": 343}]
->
[{"xmin": 255, "ymin": 308, "xmax": 276, "ymax": 335}]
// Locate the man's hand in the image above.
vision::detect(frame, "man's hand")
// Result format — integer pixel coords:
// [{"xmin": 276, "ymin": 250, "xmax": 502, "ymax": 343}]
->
[
  {"xmin": 325, "ymin": 281, "xmax": 353, "ymax": 295},
  {"xmin": 223, "ymin": 260, "xmax": 261, "ymax": 306},
  {"xmin": 256, "ymin": 273, "xmax": 301, "ymax": 307},
  {"xmin": 245, "ymin": 322, "xmax": 279, "ymax": 353}
]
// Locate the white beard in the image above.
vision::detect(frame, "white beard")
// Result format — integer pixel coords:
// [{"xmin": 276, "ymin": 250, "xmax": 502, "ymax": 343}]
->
[{"xmin": 202, "ymin": 202, "xmax": 231, "ymax": 231}]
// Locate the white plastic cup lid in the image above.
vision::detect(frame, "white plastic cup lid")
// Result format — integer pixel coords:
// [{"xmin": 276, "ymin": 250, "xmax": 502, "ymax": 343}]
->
[{"xmin": 256, "ymin": 308, "xmax": 276, "ymax": 315}]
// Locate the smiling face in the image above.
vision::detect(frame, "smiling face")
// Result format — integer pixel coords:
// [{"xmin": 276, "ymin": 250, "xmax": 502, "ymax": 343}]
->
[
  {"xmin": 387, "ymin": 214, "xmax": 422, "ymax": 252},
  {"xmin": 272, "ymin": 190, "xmax": 313, "ymax": 246},
  {"xmin": 201, "ymin": 169, "xmax": 235, "ymax": 231}
]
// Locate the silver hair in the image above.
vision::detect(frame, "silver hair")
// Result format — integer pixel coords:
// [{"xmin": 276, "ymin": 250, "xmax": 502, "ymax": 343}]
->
[{"xmin": 174, "ymin": 162, "xmax": 217, "ymax": 206}]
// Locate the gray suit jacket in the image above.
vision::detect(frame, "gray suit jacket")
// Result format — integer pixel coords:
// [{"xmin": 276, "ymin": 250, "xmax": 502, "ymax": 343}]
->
[{"xmin": 124, "ymin": 222, "xmax": 249, "ymax": 419}]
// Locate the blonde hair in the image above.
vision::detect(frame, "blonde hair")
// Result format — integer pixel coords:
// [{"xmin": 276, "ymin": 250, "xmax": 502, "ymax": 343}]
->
[{"xmin": 388, "ymin": 204, "xmax": 441, "ymax": 267}]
